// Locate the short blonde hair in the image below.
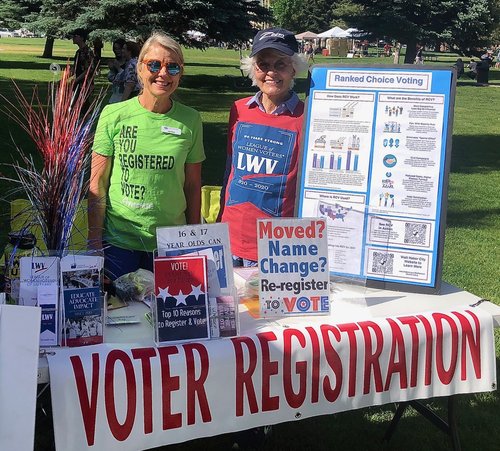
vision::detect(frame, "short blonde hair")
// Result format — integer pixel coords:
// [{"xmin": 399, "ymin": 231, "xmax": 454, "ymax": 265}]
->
[
  {"xmin": 137, "ymin": 31, "xmax": 184, "ymax": 88},
  {"xmin": 240, "ymin": 51, "xmax": 308, "ymax": 88},
  {"xmin": 138, "ymin": 31, "xmax": 184, "ymax": 65}
]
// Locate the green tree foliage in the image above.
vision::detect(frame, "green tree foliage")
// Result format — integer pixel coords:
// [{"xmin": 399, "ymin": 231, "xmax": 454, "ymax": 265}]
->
[
  {"xmin": 19, "ymin": 0, "xmax": 270, "ymax": 57},
  {"xmin": 272, "ymin": 0, "xmax": 307, "ymax": 32},
  {"xmin": 272, "ymin": 0, "xmax": 334, "ymax": 33},
  {"xmin": 333, "ymin": 0, "xmax": 498, "ymax": 62},
  {"xmin": 0, "ymin": 0, "xmax": 36, "ymax": 29},
  {"xmin": 75, "ymin": 0, "xmax": 271, "ymax": 46}
]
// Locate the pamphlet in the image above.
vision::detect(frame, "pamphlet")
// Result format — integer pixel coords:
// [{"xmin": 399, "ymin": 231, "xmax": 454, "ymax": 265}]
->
[
  {"xmin": 38, "ymin": 285, "xmax": 59, "ymax": 347},
  {"xmin": 156, "ymin": 223, "xmax": 239, "ymax": 338},
  {"xmin": 19, "ymin": 256, "xmax": 59, "ymax": 307},
  {"xmin": 153, "ymin": 255, "xmax": 210, "ymax": 343},
  {"xmin": 60, "ymin": 255, "xmax": 104, "ymax": 347},
  {"xmin": 19, "ymin": 256, "xmax": 60, "ymax": 346}
]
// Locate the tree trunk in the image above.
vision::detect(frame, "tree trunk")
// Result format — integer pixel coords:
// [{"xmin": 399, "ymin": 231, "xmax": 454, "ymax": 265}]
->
[
  {"xmin": 42, "ymin": 37, "xmax": 55, "ymax": 58},
  {"xmin": 404, "ymin": 38, "xmax": 417, "ymax": 64}
]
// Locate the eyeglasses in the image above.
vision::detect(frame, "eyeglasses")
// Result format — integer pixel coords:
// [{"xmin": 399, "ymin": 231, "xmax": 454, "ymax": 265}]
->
[
  {"xmin": 142, "ymin": 59, "xmax": 182, "ymax": 76},
  {"xmin": 254, "ymin": 59, "xmax": 292, "ymax": 73}
]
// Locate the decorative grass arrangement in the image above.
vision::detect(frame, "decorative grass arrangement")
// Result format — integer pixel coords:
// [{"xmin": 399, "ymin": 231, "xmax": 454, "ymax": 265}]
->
[{"xmin": 1, "ymin": 65, "xmax": 104, "ymax": 256}]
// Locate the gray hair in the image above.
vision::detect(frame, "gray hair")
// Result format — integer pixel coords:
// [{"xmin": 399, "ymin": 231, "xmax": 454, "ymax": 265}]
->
[{"xmin": 240, "ymin": 52, "xmax": 308, "ymax": 88}]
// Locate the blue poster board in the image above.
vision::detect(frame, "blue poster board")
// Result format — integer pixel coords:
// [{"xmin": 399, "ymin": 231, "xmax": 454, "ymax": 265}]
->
[{"xmin": 296, "ymin": 64, "xmax": 456, "ymax": 293}]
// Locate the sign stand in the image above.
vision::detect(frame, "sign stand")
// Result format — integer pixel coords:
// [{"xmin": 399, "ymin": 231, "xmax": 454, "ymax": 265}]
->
[{"xmin": 297, "ymin": 64, "xmax": 457, "ymax": 293}]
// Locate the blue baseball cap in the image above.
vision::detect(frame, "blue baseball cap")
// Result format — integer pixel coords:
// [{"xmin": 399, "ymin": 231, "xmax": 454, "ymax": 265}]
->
[{"xmin": 250, "ymin": 28, "xmax": 299, "ymax": 57}]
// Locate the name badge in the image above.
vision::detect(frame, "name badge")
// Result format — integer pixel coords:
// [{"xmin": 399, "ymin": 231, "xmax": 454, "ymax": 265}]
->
[{"xmin": 161, "ymin": 126, "xmax": 181, "ymax": 136}]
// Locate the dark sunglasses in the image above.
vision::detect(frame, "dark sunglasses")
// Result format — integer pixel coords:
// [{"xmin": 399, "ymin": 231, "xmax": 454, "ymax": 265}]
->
[{"xmin": 142, "ymin": 59, "xmax": 182, "ymax": 76}]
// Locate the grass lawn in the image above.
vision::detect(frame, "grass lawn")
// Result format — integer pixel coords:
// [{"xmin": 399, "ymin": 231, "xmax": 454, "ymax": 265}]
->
[{"xmin": 1, "ymin": 38, "xmax": 499, "ymax": 450}]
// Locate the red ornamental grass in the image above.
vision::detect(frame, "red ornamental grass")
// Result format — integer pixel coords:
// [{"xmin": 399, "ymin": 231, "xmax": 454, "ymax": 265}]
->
[{"xmin": 2, "ymin": 65, "xmax": 105, "ymax": 255}]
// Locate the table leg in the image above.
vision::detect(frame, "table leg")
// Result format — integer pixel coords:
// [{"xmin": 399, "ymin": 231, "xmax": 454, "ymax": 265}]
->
[
  {"xmin": 382, "ymin": 402, "xmax": 408, "ymax": 442},
  {"xmin": 448, "ymin": 396, "xmax": 461, "ymax": 451},
  {"xmin": 384, "ymin": 397, "xmax": 461, "ymax": 451}
]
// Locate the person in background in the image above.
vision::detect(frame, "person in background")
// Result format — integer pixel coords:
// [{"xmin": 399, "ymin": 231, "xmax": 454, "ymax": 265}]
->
[
  {"xmin": 70, "ymin": 28, "xmax": 95, "ymax": 108},
  {"xmin": 107, "ymin": 38, "xmax": 127, "ymax": 103},
  {"xmin": 383, "ymin": 43, "xmax": 391, "ymax": 57},
  {"xmin": 218, "ymin": 27, "xmax": 308, "ymax": 270},
  {"xmin": 393, "ymin": 43, "xmax": 401, "ymax": 64},
  {"xmin": 454, "ymin": 58, "xmax": 465, "ymax": 79},
  {"xmin": 121, "ymin": 41, "xmax": 141, "ymax": 101},
  {"xmin": 92, "ymin": 37, "xmax": 103, "ymax": 72},
  {"xmin": 88, "ymin": 31, "xmax": 205, "ymax": 278},
  {"xmin": 414, "ymin": 45, "xmax": 424, "ymax": 64},
  {"xmin": 467, "ymin": 59, "xmax": 478, "ymax": 79},
  {"xmin": 304, "ymin": 41, "xmax": 315, "ymax": 63}
]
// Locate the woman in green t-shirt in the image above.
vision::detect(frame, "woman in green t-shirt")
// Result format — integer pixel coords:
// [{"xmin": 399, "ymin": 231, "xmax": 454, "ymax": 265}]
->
[{"xmin": 88, "ymin": 32, "xmax": 205, "ymax": 279}]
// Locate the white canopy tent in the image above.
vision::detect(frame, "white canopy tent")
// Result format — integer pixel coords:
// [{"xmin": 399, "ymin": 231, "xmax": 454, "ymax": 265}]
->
[{"xmin": 317, "ymin": 26, "xmax": 349, "ymax": 38}]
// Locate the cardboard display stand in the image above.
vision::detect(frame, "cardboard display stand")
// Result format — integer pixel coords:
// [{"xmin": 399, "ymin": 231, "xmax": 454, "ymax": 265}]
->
[
  {"xmin": 156, "ymin": 223, "xmax": 239, "ymax": 339},
  {"xmin": 296, "ymin": 64, "xmax": 457, "ymax": 293},
  {"xmin": 257, "ymin": 217, "xmax": 330, "ymax": 317}
]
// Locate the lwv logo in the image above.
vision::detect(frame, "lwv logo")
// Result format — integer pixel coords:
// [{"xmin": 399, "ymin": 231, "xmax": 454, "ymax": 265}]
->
[
  {"xmin": 237, "ymin": 153, "xmax": 278, "ymax": 174},
  {"xmin": 32, "ymin": 262, "xmax": 46, "ymax": 273}
]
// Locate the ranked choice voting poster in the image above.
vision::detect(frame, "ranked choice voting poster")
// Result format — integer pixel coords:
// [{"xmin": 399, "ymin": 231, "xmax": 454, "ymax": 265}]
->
[{"xmin": 296, "ymin": 65, "xmax": 456, "ymax": 293}]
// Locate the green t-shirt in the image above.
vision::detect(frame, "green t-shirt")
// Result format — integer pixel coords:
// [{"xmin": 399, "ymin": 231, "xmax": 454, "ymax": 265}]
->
[{"xmin": 92, "ymin": 97, "xmax": 205, "ymax": 251}]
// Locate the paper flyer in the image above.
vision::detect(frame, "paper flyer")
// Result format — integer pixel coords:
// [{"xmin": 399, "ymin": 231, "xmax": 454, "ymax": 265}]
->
[
  {"xmin": 156, "ymin": 223, "xmax": 239, "ymax": 338},
  {"xmin": 60, "ymin": 255, "xmax": 104, "ymax": 347},
  {"xmin": 20, "ymin": 256, "xmax": 60, "ymax": 346},
  {"xmin": 19, "ymin": 256, "xmax": 59, "ymax": 307},
  {"xmin": 38, "ymin": 285, "xmax": 59, "ymax": 346},
  {"xmin": 153, "ymin": 255, "xmax": 210, "ymax": 343},
  {"xmin": 257, "ymin": 218, "xmax": 330, "ymax": 317}
]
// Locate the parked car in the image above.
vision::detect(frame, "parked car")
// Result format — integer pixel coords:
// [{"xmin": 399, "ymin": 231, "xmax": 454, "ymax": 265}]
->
[
  {"xmin": 13, "ymin": 28, "xmax": 34, "ymax": 38},
  {"xmin": 0, "ymin": 28, "xmax": 14, "ymax": 38}
]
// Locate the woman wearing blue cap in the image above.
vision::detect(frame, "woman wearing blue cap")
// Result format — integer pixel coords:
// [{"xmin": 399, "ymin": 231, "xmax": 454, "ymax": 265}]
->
[{"xmin": 218, "ymin": 27, "xmax": 308, "ymax": 268}]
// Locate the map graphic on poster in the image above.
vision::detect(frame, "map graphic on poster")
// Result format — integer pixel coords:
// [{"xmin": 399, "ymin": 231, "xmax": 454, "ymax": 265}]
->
[
  {"xmin": 153, "ymin": 255, "xmax": 210, "ymax": 343},
  {"xmin": 297, "ymin": 65, "xmax": 456, "ymax": 292}
]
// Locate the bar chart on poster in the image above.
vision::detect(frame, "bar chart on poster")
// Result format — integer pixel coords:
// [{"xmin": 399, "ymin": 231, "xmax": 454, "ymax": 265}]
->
[{"xmin": 296, "ymin": 65, "xmax": 456, "ymax": 293}]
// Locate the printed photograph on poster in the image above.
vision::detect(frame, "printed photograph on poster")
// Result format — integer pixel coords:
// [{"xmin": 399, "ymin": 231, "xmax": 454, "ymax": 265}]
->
[
  {"xmin": 60, "ymin": 255, "xmax": 104, "ymax": 347},
  {"xmin": 153, "ymin": 255, "xmax": 210, "ymax": 343},
  {"xmin": 257, "ymin": 218, "xmax": 329, "ymax": 317}
]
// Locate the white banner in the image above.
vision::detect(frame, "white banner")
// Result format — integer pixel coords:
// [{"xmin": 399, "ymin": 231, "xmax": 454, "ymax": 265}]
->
[{"xmin": 48, "ymin": 307, "xmax": 496, "ymax": 451}]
